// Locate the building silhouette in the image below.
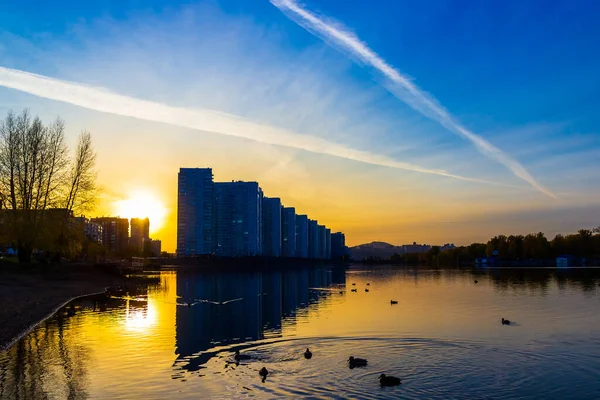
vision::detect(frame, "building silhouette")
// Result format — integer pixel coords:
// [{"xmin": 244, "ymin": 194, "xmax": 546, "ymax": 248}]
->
[
  {"xmin": 214, "ymin": 181, "xmax": 262, "ymax": 256},
  {"xmin": 325, "ymin": 228, "xmax": 331, "ymax": 260},
  {"xmin": 177, "ymin": 168, "xmax": 214, "ymax": 256},
  {"xmin": 262, "ymin": 197, "xmax": 282, "ymax": 257},
  {"xmin": 150, "ymin": 239, "xmax": 161, "ymax": 256},
  {"xmin": 75, "ymin": 216, "xmax": 103, "ymax": 245},
  {"xmin": 331, "ymin": 232, "xmax": 347, "ymax": 259},
  {"xmin": 317, "ymin": 224, "xmax": 326, "ymax": 259},
  {"xmin": 295, "ymin": 214, "xmax": 309, "ymax": 259},
  {"xmin": 90, "ymin": 217, "xmax": 129, "ymax": 254},
  {"xmin": 176, "ymin": 167, "xmax": 344, "ymax": 259},
  {"xmin": 130, "ymin": 217, "xmax": 149, "ymax": 251},
  {"xmin": 281, "ymin": 207, "xmax": 296, "ymax": 258},
  {"xmin": 308, "ymin": 219, "xmax": 319, "ymax": 259}
]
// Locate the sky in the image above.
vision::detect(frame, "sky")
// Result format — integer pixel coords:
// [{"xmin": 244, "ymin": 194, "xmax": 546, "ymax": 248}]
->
[{"xmin": 1, "ymin": 0, "xmax": 599, "ymax": 252}]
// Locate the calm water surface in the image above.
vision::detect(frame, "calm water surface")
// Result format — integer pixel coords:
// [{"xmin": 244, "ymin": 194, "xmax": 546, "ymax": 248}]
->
[{"xmin": 1, "ymin": 266, "xmax": 600, "ymax": 399}]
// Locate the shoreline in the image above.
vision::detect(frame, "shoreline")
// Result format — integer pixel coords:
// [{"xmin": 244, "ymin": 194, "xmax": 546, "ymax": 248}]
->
[
  {"xmin": 0, "ymin": 263, "xmax": 129, "ymax": 351},
  {"xmin": 0, "ymin": 290, "xmax": 105, "ymax": 352}
]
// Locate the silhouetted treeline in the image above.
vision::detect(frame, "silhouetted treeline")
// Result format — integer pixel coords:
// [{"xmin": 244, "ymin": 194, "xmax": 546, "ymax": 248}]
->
[
  {"xmin": 485, "ymin": 229, "xmax": 600, "ymax": 260},
  {"xmin": 0, "ymin": 109, "xmax": 97, "ymax": 263},
  {"xmin": 362, "ymin": 228, "xmax": 600, "ymax": 265}
]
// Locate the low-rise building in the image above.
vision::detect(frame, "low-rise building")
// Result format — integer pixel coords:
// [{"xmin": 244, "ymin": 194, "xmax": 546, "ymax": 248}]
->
[{"xmin": 150, "ymin": 239, "xmax": 162, "ymax": 256}]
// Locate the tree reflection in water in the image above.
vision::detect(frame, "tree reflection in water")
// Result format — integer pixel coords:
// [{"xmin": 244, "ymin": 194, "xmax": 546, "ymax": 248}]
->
[{"xmin": 0, "ymin": 310, "xmax": 91, "ymax": 400}]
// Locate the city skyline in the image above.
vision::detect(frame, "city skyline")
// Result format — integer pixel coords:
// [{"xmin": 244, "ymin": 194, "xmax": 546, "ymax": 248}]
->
[
  {"xmin": 176, "ymin": 167, "xmax": 343, "ymax": 259},
  {"xmin": 1, "ymin": 1, "xmax": 599, "ymax": 252}
]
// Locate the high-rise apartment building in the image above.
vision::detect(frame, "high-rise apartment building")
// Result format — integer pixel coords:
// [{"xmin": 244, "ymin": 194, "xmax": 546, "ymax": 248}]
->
[
  {"xmin": 325, "ymin": 228, "xmax": 331, "ymax": 260},
  {"xmin": 295, "ymin": 214, "xmax": 309, "ymax": 259},
  {"xmin": 317, "ymin": 224, "xmax": 326, "ymax": 259},
  {"xmin": 214, "ymin": 181, "xmax": 262, "ymax": 256},
  {"xmin": 175, "ymin": 167, "xmax": 347, "ymax": 261},
  {"xmin": 262, "ymin": 197, "xmax": 282, "ymax": 257},
  {"xmin": 331, "ymin": 232, "xmax": 346, "ymax": 259},
  {"xmin": 177, "ymin": 168, "xmax": 214, "ymax": 256},
  {"xmin": 91, "ymin": 217, "xmax": 129, "ymax": 254},
  {"xmin": 281, "ymin": 207, "xmax": 296, "ymax": 258},
  {"xmin": 130, "ymin": 217, "xmax": 150, "ymax": 251},
  {"xmin": 308, "ymin": 219, "xmax": 319, "ymax": 259}
]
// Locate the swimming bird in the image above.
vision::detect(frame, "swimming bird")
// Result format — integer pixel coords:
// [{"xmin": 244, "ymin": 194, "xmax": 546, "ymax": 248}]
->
[
  {"xmin": 176, "ymin": 300, "xmax": 200, "ymax": 307},
  {"xmin": 234, "ymin": 350, "xmax": 252, "ymax": 361},
  {"xmin": 365, "ymin": 288, "xmax": 369, "ymax": 292},
  {"xmin": 501, "ymin": 318, "xmax": 511, "ymax": 325},
  {"xmin": 367, "ymin": 283, "xmax": 370, "ymax": 286},
  {"xmin": 474, "ymin": 280, "xmax": 479, "ymax": 284},
  {"xmin": 348, "ymin": 356, "xmax": 368, "ymax": 368},
  {"xmin": 351, "ymin": 289, "xmax": 357, "ymax": 292},
  {"xmin": 352, "ymin": 283, "xmax": 356, "ymax": 286},
  {"xmin": 304, "ymin": 348, "xmax": 312, "ymax": 359},
  {"xmin": 197, "ymin": 297, "xmax": 244, "ymax": 305},
  {"xmin": 390, "ymin": 300, "xmax": 398, "ymax": 305},
  {"xmin": 379, "ymin": 374, "xmax": 402, "ymax": 386},
  {"xmin": 259, "ymin": 367, "xmax": 269, "ymax": 382}
]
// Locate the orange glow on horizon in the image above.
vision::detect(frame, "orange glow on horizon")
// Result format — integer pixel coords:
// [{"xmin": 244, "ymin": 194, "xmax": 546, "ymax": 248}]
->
[{"xmin": 113, "ymin": 190, "xmax": 168, "ymax": 234}]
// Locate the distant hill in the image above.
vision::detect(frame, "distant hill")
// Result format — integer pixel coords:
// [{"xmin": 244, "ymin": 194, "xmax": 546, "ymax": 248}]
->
[
  {"xmin": 349, "ymin": 242, "xmax": 399, "ymax": 260},
  {"xmin": 349, "ymin": 241, "xmax": 435, "ymax": 260}
]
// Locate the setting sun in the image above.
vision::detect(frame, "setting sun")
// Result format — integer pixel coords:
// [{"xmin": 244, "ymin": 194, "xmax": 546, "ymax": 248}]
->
[{"xmin": 113, "ymin": 190, "xmax": 167, "ymax": 234}]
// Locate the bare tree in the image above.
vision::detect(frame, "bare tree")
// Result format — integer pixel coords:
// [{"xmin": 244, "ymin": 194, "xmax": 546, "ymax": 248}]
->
[
  {"xmin": 64, "ymin": 131, "xmax": 97, "ymax": 215},
  {"xmin": 55, "ymin": 131, "xmax": 98, "ymax": 257},
  {"xmin": 0, "ymin": 109, "xmax": 97, "ymax": 263}
]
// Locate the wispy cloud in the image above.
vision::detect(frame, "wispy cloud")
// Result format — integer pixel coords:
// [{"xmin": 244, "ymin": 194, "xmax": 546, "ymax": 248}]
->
[
  {"xmin": 0, "ymin": 65, "xmax": 508, "ymax": 186},
  {"xmin": 270, "ymin": 0, "xmax": 555, "ymax": 198}
]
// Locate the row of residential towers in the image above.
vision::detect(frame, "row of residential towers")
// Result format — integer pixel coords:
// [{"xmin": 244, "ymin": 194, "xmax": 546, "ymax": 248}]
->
[{"xmin": 176, "ymin": 168, "xmax": 347, "ymax": 259}]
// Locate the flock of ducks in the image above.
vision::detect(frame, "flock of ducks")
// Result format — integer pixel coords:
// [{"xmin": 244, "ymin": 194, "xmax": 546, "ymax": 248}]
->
[
  {"xmin": 238, "ymin": 281, "xmax": 405, "ymax": 387},
  {"xmin": 348, "ymin": 282, "xmax": 399, "ymax": 305},
  {"xmin": 237, "ymin": 348, "xmax": 403, "ymax": 386},
  {"xmin": 349, "ymin": 282, "xmax": 372, "ymax": 294}
]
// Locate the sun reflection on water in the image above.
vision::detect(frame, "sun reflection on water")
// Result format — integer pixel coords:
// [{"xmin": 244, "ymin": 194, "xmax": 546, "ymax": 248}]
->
[{"xmin": 124, "ymin": 299, "xmax": 158, "ymax": 332}]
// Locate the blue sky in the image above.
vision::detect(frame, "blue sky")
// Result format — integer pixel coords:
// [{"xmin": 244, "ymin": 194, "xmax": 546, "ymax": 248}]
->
[{"xmin": 1, "ymin": 0, "xmax": 599, "ymax": 248}]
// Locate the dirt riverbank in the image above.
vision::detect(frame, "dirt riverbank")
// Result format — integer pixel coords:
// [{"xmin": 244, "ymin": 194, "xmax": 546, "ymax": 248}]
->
[{"xmin": 0, "ymin": 263, "xmax": 128, "ymax": 350}]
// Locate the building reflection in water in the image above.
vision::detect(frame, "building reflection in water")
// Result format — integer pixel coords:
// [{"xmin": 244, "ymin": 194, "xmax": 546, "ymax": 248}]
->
[{"xmin": 173, "ymin": 267, "xmax": 346, "ymax": 372}]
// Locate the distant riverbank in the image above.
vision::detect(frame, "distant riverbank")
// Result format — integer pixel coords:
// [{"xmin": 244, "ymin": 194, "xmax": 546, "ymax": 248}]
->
[
  {"xmin": 0, "ymin": 263, "xmax": 131, "ymax": 350},
  {"xmin": 357, "ymin": 258, "xmax": 600, "ymax": 268}
]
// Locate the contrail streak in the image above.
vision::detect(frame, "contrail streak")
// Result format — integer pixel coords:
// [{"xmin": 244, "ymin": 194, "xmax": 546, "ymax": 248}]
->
[
  {"xmin": 0, "ymin": 66, "xmax": 510, "ymax": 186},
  {"xmin": 270, "ymin": 0, "xmax": 555, "ymax": 199}
]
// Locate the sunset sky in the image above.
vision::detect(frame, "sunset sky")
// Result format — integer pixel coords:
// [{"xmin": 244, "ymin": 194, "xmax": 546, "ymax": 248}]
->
[{"xmin": 1, "ymin": 0, "xmax": 599, "ymax": 252}]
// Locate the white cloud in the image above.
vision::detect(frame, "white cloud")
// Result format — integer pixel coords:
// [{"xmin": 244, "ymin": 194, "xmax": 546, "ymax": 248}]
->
[
  {"xmin": 1, "ymin": 65, "xmax": 506, "ymax": 186},
  {"xmin": 271, "ymin": 0, "xmax": 555, "ymax": 198}
]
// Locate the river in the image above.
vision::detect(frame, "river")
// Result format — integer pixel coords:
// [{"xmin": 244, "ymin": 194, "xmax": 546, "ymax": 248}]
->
[{"xmin": 1, "ymin": 266, "xmax": 600, "ymax": 399}]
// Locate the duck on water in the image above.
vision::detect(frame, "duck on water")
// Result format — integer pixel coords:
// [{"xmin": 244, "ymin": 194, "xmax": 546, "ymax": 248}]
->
[
  {"xmin": 348, "ymin": 356, "xmax": 368, "ymax": 368},
  {"xmin": 259, "ymin": 367, "xmax": 269, "ymax": 382},
  {"xmin": 304, "ymin": 348, "xmax": 312, "ymax": 359},
  {"xmin": 379, "ymin": 374, "xmax": 402, "ymax": 386},
  {"xmin": 235, "ymin": 350, "xmax": 252, "ymax": 361}
]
